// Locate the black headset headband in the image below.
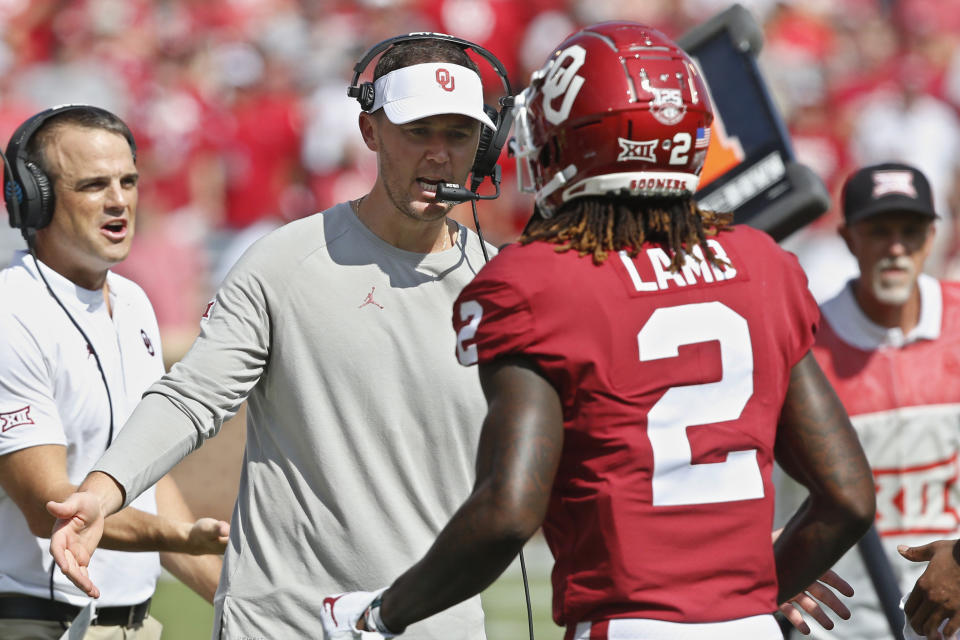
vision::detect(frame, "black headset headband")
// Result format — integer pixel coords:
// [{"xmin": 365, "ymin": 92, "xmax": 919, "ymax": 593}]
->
[
  {"xmin": 348, "ymin": 32, "xmax": 513, "ymax": 98},
  {"xmin": 6, "ymin": 104, "xmax": 137, "ymax": 170}
]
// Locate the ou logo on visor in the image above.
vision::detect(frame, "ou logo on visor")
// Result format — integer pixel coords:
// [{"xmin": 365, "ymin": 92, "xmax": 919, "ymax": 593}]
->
[{"xmin": 436, "ymin": 68, "xmax": 455, "ymax": 92}]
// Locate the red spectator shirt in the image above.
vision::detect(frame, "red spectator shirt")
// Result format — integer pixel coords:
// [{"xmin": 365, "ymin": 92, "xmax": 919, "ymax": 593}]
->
[{"xmin": 452, "ymin": 225, "xmax": 819, "ymax": 626}]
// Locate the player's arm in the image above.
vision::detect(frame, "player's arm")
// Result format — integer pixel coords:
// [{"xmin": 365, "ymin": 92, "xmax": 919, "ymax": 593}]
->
[
  {"xmin": 374, "ymin": 355, "xmax": 564, "ymax": 634},
  {"xmin": 773, "ymin": 351, "xmax": 876, "ymax": 605}
]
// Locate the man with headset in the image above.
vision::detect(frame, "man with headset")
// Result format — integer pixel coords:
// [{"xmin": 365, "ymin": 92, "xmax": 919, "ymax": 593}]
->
[
  {"xmin": 0, "ymin": 105, "xmax": 229, "ymax": 639},
  {"xmin": 46, "ymin": 35, "xmax": 510, "ymax": 639}
]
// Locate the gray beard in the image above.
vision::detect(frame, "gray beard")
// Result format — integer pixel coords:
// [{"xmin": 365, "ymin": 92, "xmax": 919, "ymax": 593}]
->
[{"xmin": 870, "ymin": 262, "xmax": 915, "ymax": 305}]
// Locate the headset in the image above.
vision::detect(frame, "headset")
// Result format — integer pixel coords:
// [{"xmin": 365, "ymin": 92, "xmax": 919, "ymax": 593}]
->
[
  {"xmin": 5, "ymin": 104, "xmax": 137, "ymax": 236},
  {"xmin": 347, "ymin": 31, "xmax": 515, "ymax": 194}
]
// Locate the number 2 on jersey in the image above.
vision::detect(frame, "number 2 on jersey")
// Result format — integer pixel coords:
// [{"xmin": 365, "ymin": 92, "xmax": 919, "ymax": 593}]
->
[
  {"xmin": 639, "ymin": 301, "xmax": 763, "ymax": 506},
  {"xmin": 457, "ymin": 298, "xmax": 764, "ymax": 506}
]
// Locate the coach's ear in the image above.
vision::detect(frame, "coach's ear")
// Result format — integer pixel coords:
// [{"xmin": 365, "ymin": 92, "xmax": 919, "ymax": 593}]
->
[{"xmin": 359, "ymin": 111, "xmax": 379, "ymax": 153}]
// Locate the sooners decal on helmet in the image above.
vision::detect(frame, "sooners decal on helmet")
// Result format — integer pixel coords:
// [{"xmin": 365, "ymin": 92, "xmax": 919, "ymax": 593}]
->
[{"xmin": 541, "ymin": 45, "xmax": 586, "ymax": 125}]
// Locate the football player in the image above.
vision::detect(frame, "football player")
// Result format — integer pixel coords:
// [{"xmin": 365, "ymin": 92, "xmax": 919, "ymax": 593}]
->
[{"xmin": 322, "ymin": 22, "xmax": 876, "ymax": 639}]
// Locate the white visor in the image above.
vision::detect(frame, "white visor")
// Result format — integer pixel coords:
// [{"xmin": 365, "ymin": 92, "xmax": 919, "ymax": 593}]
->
[{"xmin": 370, "ymin": 62, "xmax": 496, "ymax": 130}]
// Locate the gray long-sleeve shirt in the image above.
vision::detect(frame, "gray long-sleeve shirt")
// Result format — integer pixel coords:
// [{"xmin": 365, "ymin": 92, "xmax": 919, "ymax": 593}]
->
[{"xmin": 95, "ymin": 203, "xmax": 492, "ymax": 639}]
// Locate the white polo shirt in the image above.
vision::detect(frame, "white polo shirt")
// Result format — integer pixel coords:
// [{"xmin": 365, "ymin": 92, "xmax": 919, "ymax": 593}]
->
[{"xmin": 0, "ymin": 251, "xmax": 164, "ymax": 606}]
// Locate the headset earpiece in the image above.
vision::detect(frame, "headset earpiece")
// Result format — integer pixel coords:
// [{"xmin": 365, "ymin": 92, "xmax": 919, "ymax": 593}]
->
[
  {"xmin": 472, "ymin": 105, "xmax": 499, "ymax": 178},
  {"xmin": 356, "ymin": 82, "xmax": 376, "ymax": 112},
  {"xmin": 4, "ymin": 180, "xmax": 22, "ymax": 227},
  {"xmin": 472, "ymin": 98, "xmax": 515, "ymax": 183},
  {"xmin": 23, "ymin": 161, "xmax": 54, "ymax": 230},
  {"xmin": 6, "ymin": 147, "xmax": 55, "ymax": 232}
]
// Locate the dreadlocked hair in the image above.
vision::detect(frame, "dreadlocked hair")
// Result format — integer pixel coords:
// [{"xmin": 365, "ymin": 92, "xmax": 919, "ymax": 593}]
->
[{"xmin": 519, "ymin": 195, "xmax": 734, "ymax": 270}]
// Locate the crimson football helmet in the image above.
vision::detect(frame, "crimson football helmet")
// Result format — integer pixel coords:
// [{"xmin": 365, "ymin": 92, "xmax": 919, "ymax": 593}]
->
[{"xmin": 512, "ymin": 22, "xmax": 714, "ymax": 217}]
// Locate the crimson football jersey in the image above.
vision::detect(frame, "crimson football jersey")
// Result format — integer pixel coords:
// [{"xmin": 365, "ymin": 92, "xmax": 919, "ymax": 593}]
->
[{"xmin": 452, "ymin": 225, "xmax": 819, "ymax": 627}]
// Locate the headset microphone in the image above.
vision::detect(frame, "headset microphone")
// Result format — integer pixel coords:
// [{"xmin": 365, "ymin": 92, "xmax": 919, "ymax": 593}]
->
[
  {"xmin": 436, "ymin": 164, "xmax": 502, "ymax": 264},
  {"xmin": 435, "ymin": 182, "xmax": 499, "ymax": 202},
  {"xmin": 436, "ymin": 162, "xmax": 504, "ymax": 203}
]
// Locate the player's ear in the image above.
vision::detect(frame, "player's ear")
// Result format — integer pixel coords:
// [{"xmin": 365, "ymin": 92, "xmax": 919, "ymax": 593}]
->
[{"xmin": 359, "ymin": 111, "xmax": 378, "ymax": 152}]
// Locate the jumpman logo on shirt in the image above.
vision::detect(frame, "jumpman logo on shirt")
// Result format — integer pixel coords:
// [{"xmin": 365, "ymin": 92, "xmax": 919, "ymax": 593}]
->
[{"xmin": 359, "ymin": 286, "xmax": 384, "ymax": 310}]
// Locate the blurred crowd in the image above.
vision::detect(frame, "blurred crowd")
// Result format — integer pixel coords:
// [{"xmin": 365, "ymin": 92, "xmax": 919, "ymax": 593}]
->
[{"xmin": 1, "ymin": 0, "xmax": 960, "ymax": 360}]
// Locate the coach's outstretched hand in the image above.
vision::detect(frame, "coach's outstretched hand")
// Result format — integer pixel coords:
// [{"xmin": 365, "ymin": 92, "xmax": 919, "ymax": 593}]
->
[{"xmin": 47, "ymin": 491, "xmax": 107, "ymax": 598}]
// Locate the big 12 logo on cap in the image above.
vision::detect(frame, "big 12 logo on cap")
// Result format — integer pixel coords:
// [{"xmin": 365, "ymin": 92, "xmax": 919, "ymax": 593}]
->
[{"xmin": 872, "ymin": 170, "xmax": 917, "ymax": 199}]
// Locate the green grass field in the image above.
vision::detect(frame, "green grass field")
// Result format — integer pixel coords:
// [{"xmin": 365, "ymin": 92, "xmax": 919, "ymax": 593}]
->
[{"xmin": 151, "ymin": 536, "xmax": 562, "ymax": 639}]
